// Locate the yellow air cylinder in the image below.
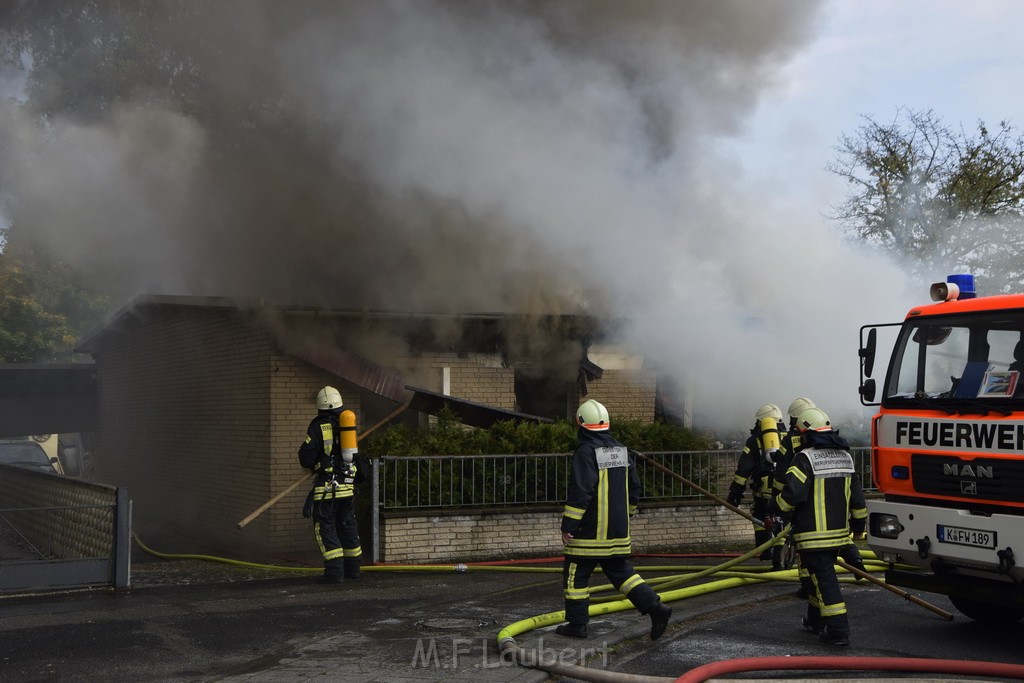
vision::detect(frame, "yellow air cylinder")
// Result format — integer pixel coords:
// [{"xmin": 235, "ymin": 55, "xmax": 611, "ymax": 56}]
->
[
  {"xmin": 339, "ymin": 409, "xmax": 358, "ymax": 464},
  {"xmin": 759, "ymin": 416, "xmax": 781, "ymax": 453}
]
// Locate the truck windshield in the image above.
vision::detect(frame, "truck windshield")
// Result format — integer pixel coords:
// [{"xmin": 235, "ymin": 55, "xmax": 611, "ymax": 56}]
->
[{"xmin": 885, "ymin": 313, "xmax": 1024, "ymax": 403}]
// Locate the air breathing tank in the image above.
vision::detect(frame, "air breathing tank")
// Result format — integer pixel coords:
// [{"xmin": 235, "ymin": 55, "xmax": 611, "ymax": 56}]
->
[{"xmin": 339, "ymin": 410, "xmax": 358, "ymax": 465}]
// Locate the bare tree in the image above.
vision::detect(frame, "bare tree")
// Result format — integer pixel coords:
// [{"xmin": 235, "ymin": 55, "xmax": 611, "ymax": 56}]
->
[{"xmin": 828, "ymin": 109, "xmax": 1024, "ymax": 293}]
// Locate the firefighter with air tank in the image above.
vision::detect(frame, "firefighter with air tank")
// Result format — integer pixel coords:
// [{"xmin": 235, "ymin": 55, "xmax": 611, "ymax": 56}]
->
[
  {"xmin": 298, "ymin": 385, "xmax": 365, "ymax": 583},
  {"xmin": 727, "ymin": 403, "xmax": 786, "ymax": 570},
  {"xmin": 766, "ymin": 406, "xmax": 868, "ymax": 646},
  {"xmin": 773, "ymin": 397, "xmax": 866, "ymax": 598}
]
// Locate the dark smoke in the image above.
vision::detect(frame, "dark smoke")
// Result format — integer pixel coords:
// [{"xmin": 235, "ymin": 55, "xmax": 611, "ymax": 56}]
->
[{"xmin": 2, "ymin": 1, "xmax": 916, "ymax": 430}]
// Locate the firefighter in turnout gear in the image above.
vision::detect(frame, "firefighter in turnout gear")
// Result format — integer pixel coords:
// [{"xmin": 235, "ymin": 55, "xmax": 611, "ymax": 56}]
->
[
  {"xmin": 773, "ymin": 397, "xmax": 817, "ymax": 597},
  {"xmin": 772, "ymin": 398, "xmax": 866, "ymax": 598},
  {"xmin": 727, "ymin": 403, "xmax": 785, "ymax": 570},
  {"xmin": 557, "ymin": 399, "xmax": 673, "ymax": 640},
  {"xmin": 767, "ymin": 407, "xmax": 868, "ymax": 646},
  {"xmin": 298, "ymin": 386, "xmax": 364, "ymax": 583}
]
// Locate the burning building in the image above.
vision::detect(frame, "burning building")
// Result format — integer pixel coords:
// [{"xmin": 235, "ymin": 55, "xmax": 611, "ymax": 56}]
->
[{"xmin": 74, "ymin": 294, "xmax": 661, "ymax": 560}]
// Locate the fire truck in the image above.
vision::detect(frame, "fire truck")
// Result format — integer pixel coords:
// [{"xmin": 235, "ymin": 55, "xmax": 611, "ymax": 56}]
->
[{"xmin": 859, "ymin": 274, "xmax": 1024, "ymax": 623}]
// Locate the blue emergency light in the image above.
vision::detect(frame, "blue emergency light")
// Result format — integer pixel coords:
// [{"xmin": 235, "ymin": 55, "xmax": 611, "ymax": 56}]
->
[
  {"xmin": 946, "ymin": 273, "xmax": 977, "ymax": 299},
  {"xmin": 930, "ymin": 273, "xmax": 977, "ymax": 301},
  {"xmin": 891, "ymin": 465, "xmax": 910, "ymax": 480}
]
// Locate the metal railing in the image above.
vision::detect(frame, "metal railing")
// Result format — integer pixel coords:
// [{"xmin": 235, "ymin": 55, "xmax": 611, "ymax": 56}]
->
[
  {"xmin": 0, "ymin": 465, "xmax": 131, "ymax": 592},
  {"xmin": 377, "ymin": 447, "xmax": 874, "ymax": 511}
]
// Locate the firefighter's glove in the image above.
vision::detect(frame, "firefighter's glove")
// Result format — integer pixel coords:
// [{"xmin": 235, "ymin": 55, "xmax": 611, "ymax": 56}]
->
[
  {"xmin": 302, "ymin": 499, "xmax": 313, "ymax": 518},
  {"xmin": 850, "ymin": 518, "xmax": 866, "ymax": 539},
  {"xmin": 762, "ymin": 515, "xmax": 784, "ymax": 535},
  {"xmin": 726, "ymin": 488, "xmax": 743, "ymax": 508}
]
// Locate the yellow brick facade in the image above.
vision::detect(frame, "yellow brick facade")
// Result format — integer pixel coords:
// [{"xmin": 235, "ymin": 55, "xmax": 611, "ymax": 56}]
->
[{"xmin": 379, "ymin": 503, "xmax": 750, "ymax": 564}]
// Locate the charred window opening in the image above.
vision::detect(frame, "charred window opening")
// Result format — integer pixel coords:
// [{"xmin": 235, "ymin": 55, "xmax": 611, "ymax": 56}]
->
[{"xmin": 513, "ymin": 370, "xmax": 573, "ymax": 422}]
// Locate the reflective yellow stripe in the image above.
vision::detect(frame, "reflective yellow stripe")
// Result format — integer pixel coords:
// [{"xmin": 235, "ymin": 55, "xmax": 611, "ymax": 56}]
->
[
  {"xmin": 808, "ymin": 574, "xmax": 821, "ymax": 608},
  {"xmin": 733, "ymin": 475, "xmax": 748, "ymax": 486},
  {"xmin": 814, "ymin": 478, "xmax": 826, "ymax": 531},
  {"xmin": 564, "ymin": 561, "xmax": 588, "ymax": 600},
  {"xmin": 566, "ymin": 536, "xmax": 631, "ymax": 548},
  {"xmin": 597, "ymin": 470, "xmax": 608, "ymax": 540},
  {"xmin": 343, "ymin": 546, "xmax": 362, "ymax": 558},
  {"xmin": 564, "ymin": 505, "xmax": 585, "ymax": 520},
  {"xmin": 324, "ymin": 548, "xmax": 345, "ymax": 560},
  {"xmin": 789, "ymin": 466, "xmax": 806, "ymax": 483},
  {"xmin": 820, "ymin": 600, "xmax": 847, "ymax": 617},
  {"xmin": 314, "ymin": 522, "xmax": 326, "ymax": 556},
  {"xmin": 564, "ymin": 546, "xmax": 632, "ymax": 557},
  {"xmin": 620, "ymin": 574, "xmax": 644, "ymax": 595},
  {"xmin": 320, "ymin": 423, "xmax": 334, "ymax": 456}
]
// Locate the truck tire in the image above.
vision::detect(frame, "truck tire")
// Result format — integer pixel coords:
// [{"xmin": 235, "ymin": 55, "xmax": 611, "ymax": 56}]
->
[{"xmin": 949, "ymin": 596, "xmax": 1024, "ymax": 624}]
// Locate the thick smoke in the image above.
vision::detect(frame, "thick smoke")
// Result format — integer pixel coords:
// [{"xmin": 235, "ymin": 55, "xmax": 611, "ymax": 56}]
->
[{"xmin": 0, "ymin": 1, "xmax": 918, "ymax": 432}]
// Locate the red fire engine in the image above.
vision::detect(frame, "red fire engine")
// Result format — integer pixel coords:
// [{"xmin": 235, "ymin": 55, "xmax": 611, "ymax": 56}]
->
[{"xmin": 860, "ymin": 273, "xmax": 1024, "ymax": 623}]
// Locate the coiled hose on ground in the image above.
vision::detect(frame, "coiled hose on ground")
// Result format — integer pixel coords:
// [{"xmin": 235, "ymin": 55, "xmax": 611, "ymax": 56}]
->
[{"xmin": 132, "ymin": 533, "xmax": 1024, "ymax": 682}]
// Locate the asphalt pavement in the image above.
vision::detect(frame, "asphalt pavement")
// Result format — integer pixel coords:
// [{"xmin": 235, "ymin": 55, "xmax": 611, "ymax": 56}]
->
[{"xmin": 2, "ymin": 553, "xmax": 1023, "ymax": 683}]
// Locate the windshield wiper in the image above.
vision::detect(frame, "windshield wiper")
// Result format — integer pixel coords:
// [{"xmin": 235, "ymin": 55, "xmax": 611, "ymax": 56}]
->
[
  {"xmin": 956, "ymin": 399, "xmax": 1012, "ymax": 417},
  {"xmin": 895, "ymin": 396, "xmax": 956, "ymax": 414}
]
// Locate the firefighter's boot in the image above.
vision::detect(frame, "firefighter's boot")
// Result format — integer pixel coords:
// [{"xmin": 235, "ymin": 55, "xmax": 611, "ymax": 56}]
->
[
  {"xmin": 321, "ymin": 558, "xmax": 344, "ymax": 584},
  {"xmin": 555, "ymin": 622, "xmax": 588, "ymax": 639},
  {"xmin": 344, "ymin": 557, "xmax": 362, "ymax": 580},
  {"xmin": 819, "ymin": 614, "xmax": 850, "ymax": 646},
  {"xmin": 648, "ymin": 601, "xmax": 672, "ymax": 641}
]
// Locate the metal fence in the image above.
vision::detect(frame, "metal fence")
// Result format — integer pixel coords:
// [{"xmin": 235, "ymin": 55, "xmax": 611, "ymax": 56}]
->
[
  {"xmin": 0, "ymin": 465, "xmax": 131, "ymax": 592},
  {"xmin": 377, "ymin": 447, "xmax": 874, "ymax": 510}
]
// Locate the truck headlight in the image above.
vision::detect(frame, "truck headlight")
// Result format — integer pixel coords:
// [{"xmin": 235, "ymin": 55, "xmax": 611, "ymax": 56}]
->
[{"xmin": 870, "ymin": 513, "xmax": 903, "ymax": 539}]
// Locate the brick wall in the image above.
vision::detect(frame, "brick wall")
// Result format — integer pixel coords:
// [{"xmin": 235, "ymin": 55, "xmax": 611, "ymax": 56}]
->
[
  {"xmin": 581, "ymin": 368, "xmax": 658, "ymax": 422},
  {"xmin": 379, "ymin": 502, "xmax": 750, "ymax": 564},
  {"xmin": 398, "ymin": 351, "xmax": 516, "ymax": 411},
  {"xmin": 94, "ymin": 305, "xmax": 276, "ymax": 558}
]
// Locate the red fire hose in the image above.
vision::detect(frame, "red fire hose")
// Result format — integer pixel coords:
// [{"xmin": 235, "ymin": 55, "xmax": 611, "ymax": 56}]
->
[{"xmin": 674, "ymin": 656, "xmax": 1024, "ymax": 683}]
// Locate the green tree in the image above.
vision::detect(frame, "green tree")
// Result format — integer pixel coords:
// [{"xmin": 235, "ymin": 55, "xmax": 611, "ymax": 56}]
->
[
  {"xmin": 828, "ymin": 108, "xmax": 1024, "ymax": 292},
  {"xmin": 0, "ymin": 243, "xmax": 109, "ymax": 362}
]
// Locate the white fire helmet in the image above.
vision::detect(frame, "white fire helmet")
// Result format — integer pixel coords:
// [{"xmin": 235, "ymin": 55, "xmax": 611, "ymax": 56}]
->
[
  {"xmin": 755, "ymin": 403, "xmax": 783, "ymax": 422},
  {"xmin": 787, "ymin": 397, "xmax": 816, "ymax": 419},
  {"xmin": 316, "ymin": 386, "xmax": 344, "ymax": 412},
  {"xmin": 576, "ymin": 399, "xmax": 610, "ymax": 431},
  {"xmin": 796, "ymin": 407, "xmax": 831, "ymax": 432}
]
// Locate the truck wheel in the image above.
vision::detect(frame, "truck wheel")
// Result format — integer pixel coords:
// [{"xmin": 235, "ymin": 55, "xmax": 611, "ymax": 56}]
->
[{"xmin": 949, "ymin": 596, "xmax": 1024, "ymax": 623}]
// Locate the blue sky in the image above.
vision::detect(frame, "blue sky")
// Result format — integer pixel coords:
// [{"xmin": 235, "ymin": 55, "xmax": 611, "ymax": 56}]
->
[{"xmin": 729, "ymin": 0, "xmax": 1024, "ymax": 213}]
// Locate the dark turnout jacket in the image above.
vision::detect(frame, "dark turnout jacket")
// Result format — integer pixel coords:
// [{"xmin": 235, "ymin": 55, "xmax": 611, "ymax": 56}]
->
[
  {"xmin": 298, "ymin": 411, "xmax": 365, "ymax": 501},
  {"xmin": 561, "ymin": 428, "xmax": 640, "ymax": 558},
  {"xmin": 768, "ymin": 429, "xmax": 867, "ymax": 551}
]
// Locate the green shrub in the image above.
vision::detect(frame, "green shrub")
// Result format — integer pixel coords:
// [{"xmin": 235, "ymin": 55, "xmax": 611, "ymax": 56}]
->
[{"xmin": 362, "ymin": 409, "xmax": 712, "ymax": 456}]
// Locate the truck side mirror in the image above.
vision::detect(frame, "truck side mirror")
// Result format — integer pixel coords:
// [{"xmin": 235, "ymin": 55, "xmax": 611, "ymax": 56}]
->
[
  {"xmin": 860, "ymin": 328, "xmax": 877, "ymax": 377},
  {"xmin": 859, "ymin": 378, "xmax": 876, "ymax": 402}
]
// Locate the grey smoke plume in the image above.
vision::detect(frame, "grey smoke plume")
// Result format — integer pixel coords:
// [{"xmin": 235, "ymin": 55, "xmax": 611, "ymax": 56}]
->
[{"xmin": 0, "ymin": 1, "xmax": 919, "ymax": 431}]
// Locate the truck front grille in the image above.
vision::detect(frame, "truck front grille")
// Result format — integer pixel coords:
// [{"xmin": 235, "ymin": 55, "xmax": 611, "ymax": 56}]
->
[{"xmin": 911, "ymin": 454, "xmax": 1024, "ymax": 505}]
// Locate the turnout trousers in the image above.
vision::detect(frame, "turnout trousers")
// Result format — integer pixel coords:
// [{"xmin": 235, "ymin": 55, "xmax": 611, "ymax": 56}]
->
[
  {"xmin": 752, "ymin": 495, "xmax": 782, "ymax": 566},
  {"xmin": 800, "ymin": 548, "xmax": 850, "ymax": 637},
  {"xmin": 562, "ymin": 555, "xmax": 660, "ymax": 625},
  {"xmin": 312, "ymin": 496, "xmax": 362, "ymax": 579}
]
